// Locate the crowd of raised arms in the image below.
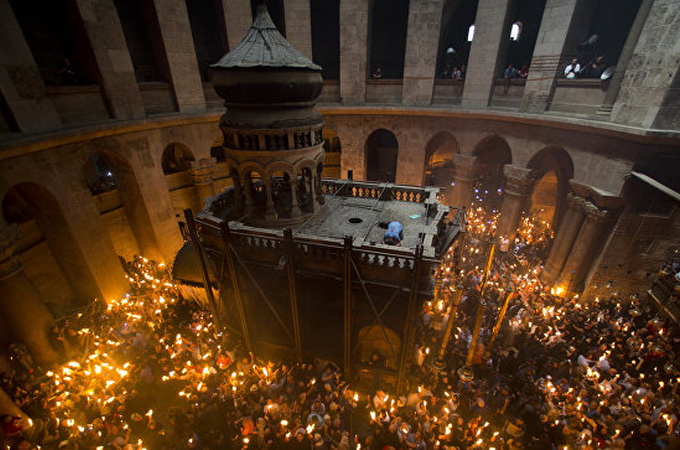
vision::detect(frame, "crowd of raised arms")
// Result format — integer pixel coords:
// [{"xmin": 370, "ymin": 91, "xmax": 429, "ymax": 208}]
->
[{"xmin": 0, "ymin": 193, "xmax": 678, "ymax": 449}]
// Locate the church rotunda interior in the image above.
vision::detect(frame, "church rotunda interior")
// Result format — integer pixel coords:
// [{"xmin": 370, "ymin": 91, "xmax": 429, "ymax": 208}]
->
[{"xmin": 0, "ymin": 0, "xmax": 679, "ymax": 448}]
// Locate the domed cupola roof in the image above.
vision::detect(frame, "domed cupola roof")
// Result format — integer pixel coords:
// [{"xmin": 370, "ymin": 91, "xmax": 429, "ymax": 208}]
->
[
  {"xmin": 210, "ymin": 2, "xmax": 323, "ymax": 129},
  {"xmin": 212, "ymin": 3, "xmax": 320, "ymax": 71}
]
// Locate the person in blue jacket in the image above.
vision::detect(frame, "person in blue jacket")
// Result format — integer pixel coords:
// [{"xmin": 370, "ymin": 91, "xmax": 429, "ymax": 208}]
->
[{"xmin": 383, "ymin": 221, "xmax": 403, "ymax": 246}]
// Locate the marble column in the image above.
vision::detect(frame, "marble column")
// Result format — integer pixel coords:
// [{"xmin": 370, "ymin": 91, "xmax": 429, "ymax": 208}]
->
[
  {"xmin": 540, "ymin": 193, "xmax": 586, "ymax": 284},
  {"xmin": 0, "ymin": 224, "xmax": 60, "ymax": 367},
  {"xmin": 191, "ymin": 159, "xmax": 216, "ymax": 211},
  {"xmin": 339, "ymin": 0, "xmax": 369, "ymax": 104},
  {"xmin": 222, "ymin": 0, "xmax": 252, "ymax": 51},
  {"xmin": 519, "ymin": 0, "xmax": 596, "ymax": 113},
  {"xmin": 290, "ymin": 179, "xmax": 302, "ymax": 219},
  {"xmin": 401, "ymin": 0, "xmax": 444, "ymax": 105},
  {"xmin": 73, "ymin": 0, "xmax": 145, "ymax": 120},
  {"xmin": 151, "ymin": 0, "xmax": 206, "ymax": 113},
  {"xmin": 497, "ymin": 165, "xmax": 535, "ymax": 242},
  {"xmin": 446, "ymin": 154, "xmax": 478, "ymax": 208},
  {"xmin": 461, "ymin": 0, "xmax": 515, "ymax": 109},
  {"xmin": 557, "ymin": 202, "xmax": 610, "ymax": 293},
  {"xmin": 263, "ymin": 179, "xmax": 276, "ymax": 220}
]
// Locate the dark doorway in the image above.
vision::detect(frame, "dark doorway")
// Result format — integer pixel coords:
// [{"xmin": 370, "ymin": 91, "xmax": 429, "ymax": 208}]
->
[{"xmin": 366, "ymin": 129, "xmax": 399, "ymax": 183}]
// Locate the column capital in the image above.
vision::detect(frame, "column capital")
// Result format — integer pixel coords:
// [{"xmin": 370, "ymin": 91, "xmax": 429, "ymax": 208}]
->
[
  {"xmin": 503, "ymin": 164, "xmax": 535, "ymax": 196},
  {"xmin": 452, "ymin": 154, "xmax": 478, "ymax": 180},
  {"xmin": 190, "ymin": 158, "xmax": 216, "ymax": 185},
  {"xmin": 583, "ymin": 202, "xmax": 609, "ymax": 222},
  {"xmin": 566, "ymin": 192, "xmax": 587, "ymax": 210},
  {"xmin": 0, "ymin": 224, "xmax": 22, "ymax": 279}
]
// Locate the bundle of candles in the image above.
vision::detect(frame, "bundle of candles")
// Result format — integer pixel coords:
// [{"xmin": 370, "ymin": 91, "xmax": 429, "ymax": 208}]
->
[{"xmin": 1, "ymin": 199, "xmax": 678, "ymax": 449}]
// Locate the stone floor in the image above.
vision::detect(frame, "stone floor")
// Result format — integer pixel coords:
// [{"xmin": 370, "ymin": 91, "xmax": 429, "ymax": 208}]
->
[{"xmin": 294, "ymin": 194, "xmax": 433, "ymax": 248}]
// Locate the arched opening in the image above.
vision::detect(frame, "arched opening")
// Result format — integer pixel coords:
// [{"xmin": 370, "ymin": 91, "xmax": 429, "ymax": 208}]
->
[
  {"xmin": 321, "ymin": 129, "xmax": 342, "ymax": 178},
  {"xmin": 529, "ymin": 170, "xmax": 558, "ymax": 227},
  {"xmin": 270, "ymin": 170, "xmax": 292, "ymax": 218},
  {"xmin": 505, "ymin": 0, "xmax": 547, "ymax": 71},
  {"xmin": 366, "ymin": 129, "xmax": 398, "ymax": 183},
  {"xmin": 580, "ymin": 0, "xmax": 642, "ymax": 70},
  {"xmin": 245, "ymin": 169, "xmax": 266, "ymax": 211},
  {"xmin": 472, "ymin": 135, "xmax": 512, "ymax": 208},
  {"xmin": 311, "ymin": 0, "xmax": 340, "ymax": 80},
  {"xmin": 114, "ymin": 0, "xmax": 169, "ymax": 83},
  {"xmin": 369, "ymin": 0, "xmax": 410, "ymax": 79},
  {"xmin": 296, "ymin": 167, "xmax": 314, "ymax": 213},
  {"xmin": 162, "ymin": 142, "xmax": 196, "ymax": 175},
  {"xmin": 2, "ymin": 183, "xmax": 100, "ymax": 311},
  {"xmin": 424, "ymin": 132, "xmax": 458, "ymax": 187},
  {"xmin": 89, "ymin": 151, "xmax": 162, "ymax": 261},
  {"xmin": 435, "ymin": 0, "xmax": 479, "ymax": 79},
  {"xmin": 185, "ymin": 0, "xmax": 229, "ymax": 82},
  {"xmin": 527, "ymin": 147, "xmax": 574, "ymax": 231},
  {"xmin": 9, "ymin": 0, "xmax": 99, "ymax": 86}
]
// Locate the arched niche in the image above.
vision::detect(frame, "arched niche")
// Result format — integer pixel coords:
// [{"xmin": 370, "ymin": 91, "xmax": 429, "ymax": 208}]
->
[
  {"xmin": 366, "ymin": 129, "xmax": 399, "ymax": 183},
  {"xmin": 424, "ymin": 131, "xmax": 459, "ymax": 187},
  {"xmin": 296, "ymin": 166, "xmax": 315, "ymax": 213},
  {"xmin": 504, "ymin": 0, "xmax": 547, "ymax": 69},
  {"xmin": 435, "ymin": 0, "xmax": 479, "ymax": 79},
  {"xmin": 2, "ymin": 182, "xmax": 101, "ymax": 310},
  {"xmin": 369, "ymin": 0, "xmax": 409, "ymax": 79},
  {"xmin": 269, "ymin": 168, "xmax": 293, "ymax": 218},
  {"xmin": 89, "ymin": 150, "xmax": 162, "ymax": 261},
  {"xmin": 210, "ymin": 138, "xmax": 226, "ymax": 163},
  {"xmin": 527, "ymin": 147, "xmax": 574, "ymax": 230},
  {"xmin": 162, "ymin": 142, "xmax": 196, "ymax": 175},
  {"xmin": 473, "ymin": 135, "xmax": 512, "ymax": 201},
  {"xmin": 322, "ymin": 128, "xmax": 342, "ymax": 178}
]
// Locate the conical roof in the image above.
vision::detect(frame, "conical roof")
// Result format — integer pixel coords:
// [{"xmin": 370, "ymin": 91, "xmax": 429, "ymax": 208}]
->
[{"xmin": 212, "ymin": 3, "xmax": 321, "ymax": 71}]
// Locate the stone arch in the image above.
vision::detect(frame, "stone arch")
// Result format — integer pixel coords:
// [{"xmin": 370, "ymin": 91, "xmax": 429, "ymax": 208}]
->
[
  {"xmin": 162, "ymin": 142, "xmax": 196, "ymax": 175},
  {"xmin": 424, "ymin": 131, "xmax": 459, "ymax": 187},
  {"xmin": 356, "ymin": 325, "xmax": 401, "ymax": 370},
  {"xmin": 472, "ymin": 135, "xmax": 513, "ymax": 202},
  {"xmin": 321, "ymin": 128, "xmax": 341, "ymax": 177},
  {"xmin": 527, "ymin": 147, "xmax": 574, "ymax": 230},
  {"xmin": 435, "ymin": 0, "xmax": 479, "ymax": 78},
  {"xmin": 2, "ymin": 182, "xmax": 101, "ymax": 308},
  {"xmin": 366, "ymin": 129, "xmax": 399, "ymax": 183},
  {"xmin": 210, "ymin": 137, "xmax": 226, "ymax": 163},
  {"xmin": 90, "ymin": 149, "xmax": 162, "ymax": 261}
]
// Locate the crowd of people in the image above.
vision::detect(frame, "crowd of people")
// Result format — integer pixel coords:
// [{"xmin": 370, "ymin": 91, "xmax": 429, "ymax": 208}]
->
[{"xmin": 0, "ymin": 194, "xmax": 678, "ymax": 448}]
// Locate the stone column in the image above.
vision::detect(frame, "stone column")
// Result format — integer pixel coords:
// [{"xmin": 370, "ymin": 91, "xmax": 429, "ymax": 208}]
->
[
  {"xmin": 557, "ymin": 202, "xmax": 610, "ymax": 293},
  {"xmin": 339, "ymin": 0, "xmax": 369, "ymax": 104},
  {"xmin": 611, "ymin": 0, "xmax": 680, "ymax": 129},
  {"xmin": 540, "ymin": 193, "xmax": 586, "ymax": 284},
  {"xmin": 191, "ymin": 158, "xmax": 216, "ymax": 211},
  {"xmin": 461, "ymin": 0, "xmax": 515, "ymax": 109},
  {"xmin": 401, "ymin": 0, "xmax": 444, "ymax": 105},
  {"xmin": 519, "ymin": 0, "xmax": 596, "ymax": 113},
  {"xmin": 496, "ymin": 165, "xmax": 535, "ymax": 242},
  {"xmin": 284, "ymin": 0, "xmax": 313, "ymax": 59},
  {"xmin": 222, "ymin": 0, "xmax": 252, "ymax": 50},
  {"xmin": 0, "ymin": 224, "xmax": 60, "ymax": 366},
  {"xmin": 0, "ymin": 0, "xmax": 61, "ymax": 133},
  {"xmin": 596, "ymin": 0, "xmax": 654, "ymax": 116},
  {"xmin": 152, "ymin": 0, "xmax": 206, "ymax": 113},
  {"xmin": 263, "ymin": 180, "xmax": 276, "ymax": 220},
  {"xmin": 446, "ymin": 154, "xmax": 477, "ymax": 207},
  {"xmin": 73, "ymin": 0, "xmax": 145, "ymax": 120},
  {"xmin": 290, "ymin": 179, "xmax": 302, "ymax": 218}
]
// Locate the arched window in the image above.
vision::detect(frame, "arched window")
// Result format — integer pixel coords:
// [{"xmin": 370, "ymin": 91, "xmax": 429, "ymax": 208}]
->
[
  {"xmin": 510, "ymin": 22, "xmax": 522, "ymax": 42},
  {"xmin": 467, "ymin": 24, "xmax": 476, "ymax": 42}
]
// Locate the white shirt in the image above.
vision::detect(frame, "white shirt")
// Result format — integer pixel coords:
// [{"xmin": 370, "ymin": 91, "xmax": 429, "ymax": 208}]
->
[{"xmin": 565, "ymin": 63, "xmax": 581, "ymax": 79}]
